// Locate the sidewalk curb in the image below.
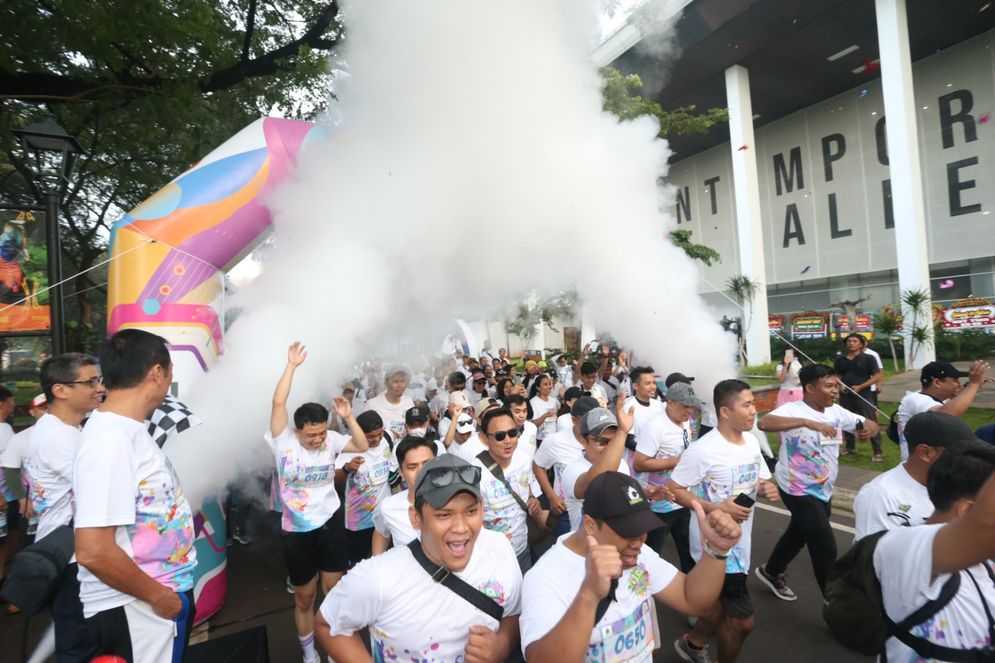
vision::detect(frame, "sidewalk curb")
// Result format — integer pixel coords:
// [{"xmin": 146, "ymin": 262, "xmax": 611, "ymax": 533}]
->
[{"xmin": 833, "ymin": 487, "xmax": 857, "ymax": 517}]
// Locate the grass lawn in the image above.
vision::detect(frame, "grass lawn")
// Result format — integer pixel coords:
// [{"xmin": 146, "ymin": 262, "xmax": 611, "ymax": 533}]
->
[{"xmin": 763, "ymin": 401, "xmax": 995, "ymax": 473}]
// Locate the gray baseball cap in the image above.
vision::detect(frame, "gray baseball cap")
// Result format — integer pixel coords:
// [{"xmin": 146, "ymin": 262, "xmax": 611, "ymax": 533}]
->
[
  {"xmin": 413, "ymin": 454, "xmax": 481, "ymax": 509},
  {"xmin": 580, "ymin": 407, "xmax": 618, "ymax": 437},
  {"xmin": 665, "ymin": 382, "xmax": 704, "ymax": 408}
]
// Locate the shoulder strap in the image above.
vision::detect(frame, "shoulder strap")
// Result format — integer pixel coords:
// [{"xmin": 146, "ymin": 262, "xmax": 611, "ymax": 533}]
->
[
  {"xmin": 406, "ymin": 540, "xmax": 504, "ymax": 622},
  {"xmin": 476, "ymin": 451, "xmax": 530, "ymax": 514},
  {"xmin": 594, "ymin": 578, "xmax": 619, "ymax": 625}
]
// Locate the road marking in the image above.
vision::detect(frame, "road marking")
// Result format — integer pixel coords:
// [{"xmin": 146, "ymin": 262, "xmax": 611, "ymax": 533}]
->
[{"xmin": 756, "ymin": 502, "xmax": 856, "ymax": 535}]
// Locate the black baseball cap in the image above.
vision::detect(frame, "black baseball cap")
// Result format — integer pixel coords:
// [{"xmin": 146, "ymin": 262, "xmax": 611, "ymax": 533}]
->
[
  {"xmin": 356, "ymin": 410, "xmax": 383, "ymax": 433},
  {"xmin": 405, "ymin": 403, "xmax": 430, "ymax": 425},
  {"xmin": 904, "ymin": 411, "xmax": 987, "ymax": 451},
  {"xmin": 571, "ymin": 396, "xmax": 601, "ymax": 418},
  {"xmin": 665, "ymin": 372, "xmax": 694, "ymax": 388},
  {"xmin": 448, "ymin": 371, "xmax": 467, "ymax": 386},
  {"xmin": 920, "ymin": 361, "xmax": 970, "ymax": 387},
  {"xmin": 563, "ymin": 386, "xmax": 584, "ymax": 402},
  {"xmin": 414, "ymin": 455, "xmax": 481, "ymax": 509},
  {"xmin": 582, "ymin": 472, "xmax": 664, "ymax": 538}
]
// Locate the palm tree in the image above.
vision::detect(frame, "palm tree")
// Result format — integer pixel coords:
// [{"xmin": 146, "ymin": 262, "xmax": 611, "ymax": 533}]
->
[
  {"xmin": 726, "ymin": 275, "xmax": 760, "ymax": 366},
  {"xmin": 872, "ymin": 307, "xmax": 901, "ymax": 371},
  {"xmin": 900, "ymin": 288, "xmax": 932, "ymax": 369}
]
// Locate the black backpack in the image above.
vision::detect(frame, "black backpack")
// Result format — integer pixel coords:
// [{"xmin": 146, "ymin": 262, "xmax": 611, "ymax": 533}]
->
[
  {"xmin": 887, "ymin": 394, "xmax": 943, "ymax": 444},
  {"xmin": 0, "ymin": 525, "xmax": 74, "ymax": 615},
  {"xmin": 824, "ymin": 531, "xmax": 995, "ymax": 661}
]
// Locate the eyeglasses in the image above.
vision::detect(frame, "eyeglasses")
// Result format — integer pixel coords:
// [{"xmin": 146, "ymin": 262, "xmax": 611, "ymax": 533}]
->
[
  {"xmin": 62, "ymin": 376, "xmax": 103, "ymax": 388},
  {"xmin": 419, "ymin": 465, "xmax": 481, "ymax": 491},
  {"xmin": 491, "ymin": 427, "xmax": 520, "ymax": 442}
]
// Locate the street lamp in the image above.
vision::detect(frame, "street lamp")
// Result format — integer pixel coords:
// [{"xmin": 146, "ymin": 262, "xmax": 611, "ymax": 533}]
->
[{"xmin": 12, "ymin": 116, "xmax": 84, "ymax": 355}]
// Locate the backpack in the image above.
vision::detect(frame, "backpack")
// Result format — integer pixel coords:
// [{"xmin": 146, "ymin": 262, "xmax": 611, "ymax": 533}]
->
[
  {"xmin": 887, "ymin": 394, "xmax": 944, "ymax": 444},
  {"xmin": 823, "ymin": 530, "xmax": 977, "ymax": 660},
  {"xmin": 0, "ymin": 525, "xmax": 74, "ymax": 615}
]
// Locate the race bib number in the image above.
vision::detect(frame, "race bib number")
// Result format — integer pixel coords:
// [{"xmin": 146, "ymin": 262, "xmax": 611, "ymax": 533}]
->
[
  {"xmin": 590, "ymin": 598, "xmax": 656, "ymax": 662},
  {"xmin": 819, "ymin": 430, "xmax": 842, "ymax": 446},
  {"xmin": 731, "ymin": 462, "xmax": 759, "ymax": 498},
  {"xmin": 368, "ymin": 459, "xmax": 391, "ymax": 485},
  {"xmin": 298, "ymin": 463, "xmax": 331, "ymax": 485}
]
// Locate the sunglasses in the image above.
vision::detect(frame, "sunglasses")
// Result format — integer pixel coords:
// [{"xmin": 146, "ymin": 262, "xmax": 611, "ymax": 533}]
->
[
  {"xmin": 420, "ymin": 464, "xmax": 481, "ymax": 492},
  {"xmin": 490, "ymin": 427, "xmax": 521, "ymax": 442},
  {"xmin": 593, "ymin": 434, "xmax": 614, "ymax": 447}
]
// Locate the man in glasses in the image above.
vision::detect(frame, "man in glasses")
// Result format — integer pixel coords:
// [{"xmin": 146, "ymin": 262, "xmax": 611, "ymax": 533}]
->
[
  {"xmin": 521, "ymin": 472, "xmax": 742, "ymax": 662},
  {"xmin": 474, "ymin": 407, "xmax": 542, "ymax": 572},
  {"xmin": 561, "ymin": 402, "xmax": 637, "ymax": 531},
  {"xmin": 632, "ymin": 381, "xmax": 702, "ymax": 573},
  {"xmin": 895, "ymin": 359, "xmax": 990, "ymax": 461},
  {"xmin": 21, "ymin": 353, "xmax": 105, "ymax": 660},
  {"xmin": 317, "ymin": 454, "xmax": 522, "ymax": 663}
]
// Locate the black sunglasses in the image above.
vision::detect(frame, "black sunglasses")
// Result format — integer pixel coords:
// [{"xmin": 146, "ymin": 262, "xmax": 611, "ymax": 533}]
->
[
  {"xmin": 490, "ymin": 427, "xmax": 520, "ymax": 442},
  {"xmin": 418, "ymin": 465, "xmax": 481, "ymax": 492}
]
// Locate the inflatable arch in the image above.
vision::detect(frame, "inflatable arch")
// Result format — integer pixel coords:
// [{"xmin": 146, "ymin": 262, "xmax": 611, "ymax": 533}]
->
[{"xmin": 107, "ymin": 117, "xmax": 320, "ymax": 622}]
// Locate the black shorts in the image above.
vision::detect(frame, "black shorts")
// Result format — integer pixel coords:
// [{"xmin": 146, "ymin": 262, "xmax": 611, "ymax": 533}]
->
[
  {"xmin": 282, "ymin": 515, "xmax": 349, "ymax": 586},
  {"xmin": 345, "ymin": 527, "xmax": 374, "ymax": 567},
  {"xmin": 720, "ymin": 573, "xmax": 754, "ymax": 620},
  {"xmin": 3, "ymin": 498, "xmax": 21, "ymax": 536}
]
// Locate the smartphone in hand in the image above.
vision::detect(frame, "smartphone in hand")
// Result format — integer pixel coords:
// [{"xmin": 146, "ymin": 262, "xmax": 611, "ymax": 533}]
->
[{"xmin": 733, "ymin": 493, "xmax": 756, "ymax": 508}]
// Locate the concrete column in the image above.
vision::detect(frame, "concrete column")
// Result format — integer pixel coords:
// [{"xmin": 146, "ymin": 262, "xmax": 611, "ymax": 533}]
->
[
  {"xmin": 724, "ymin": 65, "xmax": 771, "ymax": 365},
  {"xmin": 875, "ymin": 0, "xmax": 935, "ymax": 369}
]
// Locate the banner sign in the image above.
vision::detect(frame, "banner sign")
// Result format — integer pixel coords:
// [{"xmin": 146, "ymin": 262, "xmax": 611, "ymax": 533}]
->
[
  {"xmin": 941, "ymin": 300, "xmax": 995, "ymax": 332},
  {"xmin": 768, "ymin": 314, "xmax": 786, "ymax": 333},
  {"xmin": 0, "ymin": 209, "xmax": 50, "ymax": 334},
  {"xmin": 791, "ymin": 314, "xmax": 828, "ymax": 340}
]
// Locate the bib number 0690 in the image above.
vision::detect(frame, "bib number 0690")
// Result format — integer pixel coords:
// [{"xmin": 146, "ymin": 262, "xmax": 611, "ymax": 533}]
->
[{"xmin": 613, "ymin": 620, "xmax": 647, "ymax": 654}]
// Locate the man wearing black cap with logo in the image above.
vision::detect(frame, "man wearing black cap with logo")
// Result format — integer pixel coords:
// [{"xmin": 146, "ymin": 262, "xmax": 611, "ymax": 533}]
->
[
  {"xmin": 895, "ymin": 359, "xmax": 991, "ymax": 461},
  {"xmin": 520, "ymin": 472, "xmax": 741, "ymax": 662},
  {"xmin": 316, "ymin": 454, "xmax": 522, "ymax": 663},
  {"xmin": 854, "ymin": 410, "xmax": 986, "ymax": 540}
]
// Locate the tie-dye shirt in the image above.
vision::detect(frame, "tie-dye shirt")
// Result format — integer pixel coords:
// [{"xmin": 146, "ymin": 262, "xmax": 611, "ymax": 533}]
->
[
  {"xmin": 771, "ymin": 400, "xmax": 864, "ymax": 501},
  {"xmin": 74, "ymin": 410, "xmax": 196, "ymax": 618},
  {"xmin": 475, "ymin": 445, "xmax": 534, "ymax": 555},
  {"xmin": 521, "ymin": 538, "xmax": 677, "ymax": 662},
  {"xmin": 875, "ymin": 524, "xmax": 995, "ymax": 662},
  {"xmin": 266, "ymin": 427, "xmax": 351, "ymax": 533},
  {"xmin": 336, "ymin": 441, "xmax": 393, "ymax": 531},
  {"xmin": 634, "ymin": 411, "xmax": 691, "ymax": 514},
  {"xmin": 320, "ymin": 528, "xmax": 522, "ymax": 662},
  {"xmin": 670, "ymin": 429, "xmax": 771, "ymax": 574},
  {"xmin": 24, "ymin": 414, "xmax": 80, "ymax": 540}
]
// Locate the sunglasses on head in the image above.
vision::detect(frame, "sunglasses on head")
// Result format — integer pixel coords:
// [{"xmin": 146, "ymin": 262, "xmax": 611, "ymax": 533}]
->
[
  {"xmin": 490, "ymin": 427, "xmax": 520, "ymax": 442},
  {"xmin": 420, "ymin": 464, "xmax": 481, "ymax": 491}
]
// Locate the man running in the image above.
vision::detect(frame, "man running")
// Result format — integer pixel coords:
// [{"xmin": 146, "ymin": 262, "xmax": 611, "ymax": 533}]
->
[
  {"xmin": 316, "ymin": 454, "xmax": 522, "ymax": 662},
  {"xmin": 364, "ymin": 366, "xmax": 414, "ymax": 444},
  {"xmin": 371, "ymin": 436, "xmax": 437, "ymax": 554}
]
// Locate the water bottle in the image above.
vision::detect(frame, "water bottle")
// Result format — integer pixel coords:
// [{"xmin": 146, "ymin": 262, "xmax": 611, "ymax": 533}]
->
[
  {"xmin": 26, "ymin": 514, "xmax": 38, "ymax": 536},
  {"xmin": 0, "ymin": 509, "xmax": 7, "ymax": 538}
]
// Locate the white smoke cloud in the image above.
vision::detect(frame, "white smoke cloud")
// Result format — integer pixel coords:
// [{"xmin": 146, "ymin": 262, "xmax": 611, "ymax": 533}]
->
[{"xmin": 168, "ymin": 0, "xmax": 736, "ymax": 505}]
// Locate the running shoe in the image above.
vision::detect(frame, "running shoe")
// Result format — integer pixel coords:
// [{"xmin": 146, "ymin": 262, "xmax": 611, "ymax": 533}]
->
[
  {"xmin": 674, "ymin": 635, "xmax": 712, "ymax": 663},
  {"xmin": 755, "ymin": 564, "xmax": 798, "ymax": 601}
]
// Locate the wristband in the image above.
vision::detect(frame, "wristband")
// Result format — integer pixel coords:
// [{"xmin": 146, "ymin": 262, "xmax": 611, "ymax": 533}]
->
[{"xmin": 702, "ymin": 540, "xmax": 730, "ymax": 560}]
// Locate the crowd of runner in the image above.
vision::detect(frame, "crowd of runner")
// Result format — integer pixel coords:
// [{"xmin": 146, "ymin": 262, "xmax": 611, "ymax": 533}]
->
[{"xmin": 0, "ymin": 329, "xmax": 993, "ymax": 663}]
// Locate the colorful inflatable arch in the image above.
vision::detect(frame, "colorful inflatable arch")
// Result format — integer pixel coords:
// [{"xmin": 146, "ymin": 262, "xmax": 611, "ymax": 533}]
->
[{"xmin": 106, "ymin": 116, "xmax": 320, "ymax": 622}]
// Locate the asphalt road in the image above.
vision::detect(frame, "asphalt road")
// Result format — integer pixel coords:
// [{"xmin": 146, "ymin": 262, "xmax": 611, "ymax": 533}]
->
[{"xmin": 0, "ymin": 504, "xmax": 872, "ymax": 663}]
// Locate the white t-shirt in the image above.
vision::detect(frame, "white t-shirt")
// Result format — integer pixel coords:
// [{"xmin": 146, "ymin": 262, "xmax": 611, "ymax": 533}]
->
[
  {"xmin": 634, "ymin": 412, "xmax": 690, "ymax": 514},
  {"xmin": 771, "ymin": 400, "xmax": 864, "ymax": 501},
  {"xmin": 364, "ymin": 394, "xmax": 415, "ymax": 443},
  {"xmin": 556, "ymin": 412, "xmax": 573, "ymax": 433},
  {"xmin": 336, "ymin": 441, "xmax": 393, "ymax": 532},
  {"xmin": 670, "ymin": 429, "xmax": 771, "ymax": 574},
  {"xmin": 74, "ymin": 410, "xmax": 196, "ymax": 617},
  {"xmin": 449, "ymin": 433, "xmax": 485, "ymax": 463},
  {"xmin": 776, "ymin": 360, "xmax": 803, "ymax": 390},
  {"xmin": 530, "ymin": 396, "xmax": 559, "ymax": 440},
  {"xmin": 0, "ymin": 421, "xmax": 15, "ymax": 501},
  {"xmin": 874, "ymin": 524, "xmax": 995, "ymax": 662},
  {"xmin": 0, "ymin": 425, "xmax": 31, "ymax": 469},
  {"xmin": 896, "ymin": 391, "xmax": 943, "ymax": 461},
  {"xmin": 519, "ymin": 420, "xmax": 538, "ymax": 452},
  {"xmin": 561, "ymin": 457, "xmax": 631, "ymax": 531},
  {"xmin": 865, "ymin": 348, "xmax": 884, "ymax": 392},
  {"xmin": 474, "ymin": 447, "xmax": 534, "ymax": 556},
  {"xmin": 623, "ymin": 397, "xmax": 664, "ymax": 439},
  {"xmin": 320, "ymin": 528, "xmax": 522, "ymax": 660},
  {"xmin": 598, "ymin": 377, "xmax": 620, "ymax": 406},
  {"xmin": 533, "ymin": 428, "xmax": 585, "ymax": 501},
  {"xmin": 24, "ymin": 415, "xmax": 79, "ymax": 540},
  {"xmin": 372, "ymin": 490, "xmax": 418, "ymax": 547},
  {"xmin": 520, "ymin": 536, "xmax": 676, "ymax": 661},
  {"xmin": 265, "ymin": 426, "xmax": 350, "ymax": 532},
  {"xmin": 853, "ymin": 464, "xmax": 933, "ymax": 540}
]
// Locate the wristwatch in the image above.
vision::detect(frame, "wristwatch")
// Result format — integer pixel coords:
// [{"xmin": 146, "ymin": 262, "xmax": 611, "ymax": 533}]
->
[{"xmin": 703, "ymin": 541, "xmax": 730, "ymax": 560}]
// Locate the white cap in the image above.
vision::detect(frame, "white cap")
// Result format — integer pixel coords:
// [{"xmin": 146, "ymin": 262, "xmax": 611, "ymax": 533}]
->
[{"xmin": 449, "ymin": 391, "xmax": 470, "ymax": 409}]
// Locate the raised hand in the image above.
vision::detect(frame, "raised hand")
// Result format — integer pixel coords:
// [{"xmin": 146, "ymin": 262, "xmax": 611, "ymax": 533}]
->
[
  {"xmin": 287, "ymin": 341, "xmax": 308, "ymax": 367},
  {"xmin": 615, "ymin": 399, "xmax": 635, "ymax": 434},
  {"xmin": 345, "ymin": 456, "xmax": 365, "ymax": 474},
  {"xmin": 582, "ymin": 535, "xmax": 622, "ymax": 600},
  {"xmin": 692, "ymin": 500, "xmax": 741, "ymax": 552},
  {"xmin": 331, "ymin": 396, "xmax": 353, "ymax": 420},
  {"xmin": 968, "ymin": 360, "xmax": 991, "ymax": 386}
]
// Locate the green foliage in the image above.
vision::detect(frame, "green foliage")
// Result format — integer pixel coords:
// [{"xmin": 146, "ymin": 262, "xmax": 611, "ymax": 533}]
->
[
  {"xmin": 505, "ymin": 292, "xmax": 576, "ymax": 344},
  {"xmin": 668, "ymin": 229, "xmax": 721, "ymax": 266},
  {"xmin": 873, "ymin": 309, "xmax": 902, "ymax": 372},
  {"xmin": 725, "ymin": 275, "xmax": 759, "ymax": 306},
  {"xmin": 1, "ymin": 0, "xmax": 342, "ymax": 332},
  {"xmin": 935, "ymin": 328, "xmax": 995, "ymax": 361},
  {"xmin": 600, "ymin": 67, "xmax": 728, "ymax": 138}
]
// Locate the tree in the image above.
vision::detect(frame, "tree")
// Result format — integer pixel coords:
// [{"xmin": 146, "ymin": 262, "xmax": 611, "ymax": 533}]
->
[
  {"xmin": 1, "ymin": 1, "xmax": 343, "ymax": 348},
  {"xmin": 726, "ymin": 275, "xmax": 759, "ymax": 366},
  {"xmin": 600, "ymin": 66, "xmax": 726, "ymax": 267},
  {"xmin": 901, "ymin": 287, "xmax": 933, "ymax": 369},
  {"xmin": 873, "ymin": 306, "xmax": 902, "ymax": 372}
]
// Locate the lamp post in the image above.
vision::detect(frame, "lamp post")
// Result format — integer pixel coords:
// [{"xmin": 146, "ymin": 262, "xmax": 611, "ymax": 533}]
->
[{"xmin": 12, "ymin": 117, "xmax": 84, "ymax": 355}]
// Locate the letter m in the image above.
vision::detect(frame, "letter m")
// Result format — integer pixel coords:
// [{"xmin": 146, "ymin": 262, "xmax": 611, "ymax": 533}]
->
[{"xmin": 773, "ymin": 147, "xmax": 805, "ymax": 196}]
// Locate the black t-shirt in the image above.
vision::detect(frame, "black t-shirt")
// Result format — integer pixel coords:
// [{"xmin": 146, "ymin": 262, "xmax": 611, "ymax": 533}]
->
[{"xmin": 833, "ymin": 352, "xmax": 880, "ymax": 388}]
